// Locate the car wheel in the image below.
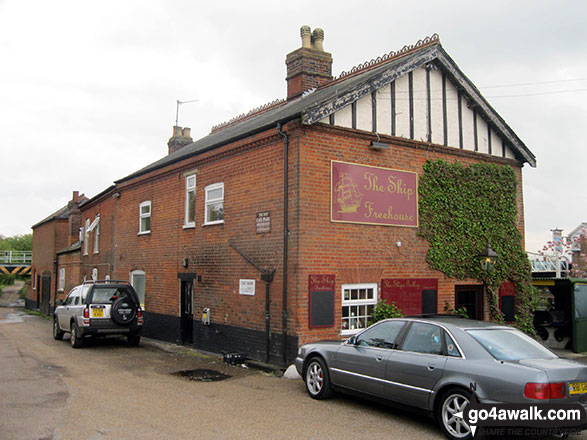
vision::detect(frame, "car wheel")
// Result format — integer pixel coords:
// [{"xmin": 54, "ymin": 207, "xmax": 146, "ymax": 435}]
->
[
  {"xmin": 111, "ymin": 297, "xmax": 137, "ymax": 326},
  {"xmin": 127, "ymin": 334, "xmax": 141, "ymax": 346},
  {"xmin": 437, "ymin": 388, "xmax": 472, "ymax": 440},
  {"xmin": 53, "ymin": 317, "xmax": 64, "ymax": 340},
  {"xmin": 70, "ymin": 322, "xmax": 83, "ymax": 348},
  {"xmin": 304, "ymin": 357, "xmax": 334, "ymax": 400}
]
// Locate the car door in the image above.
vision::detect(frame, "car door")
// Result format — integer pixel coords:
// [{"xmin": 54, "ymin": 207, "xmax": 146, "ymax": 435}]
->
[
  {"xmin": 384, "ymin": 321, "xmax": 447, "ymax": 409},
  {"xmin": 332, "ymin": 320, "xmax": 406, "ymax": 397},
  {"xmin": 58, "ymin": 288, "xmax": 78, "ymax": 331}
]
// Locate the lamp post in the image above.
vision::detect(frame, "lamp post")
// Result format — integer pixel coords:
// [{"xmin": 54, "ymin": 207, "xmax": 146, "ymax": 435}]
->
[{"xmin": 478, "ymin": 242, "xmax": 498, "ymax": 321}]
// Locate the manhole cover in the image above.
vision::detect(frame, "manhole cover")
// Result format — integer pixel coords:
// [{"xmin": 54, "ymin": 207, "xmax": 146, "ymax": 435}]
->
[{"xmin": 172, "ymin": 369, "xmax": 231, "ymax": 382}]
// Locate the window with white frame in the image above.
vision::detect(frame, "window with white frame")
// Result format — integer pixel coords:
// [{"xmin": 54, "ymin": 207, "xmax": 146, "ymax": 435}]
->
[
  {"xmin": 93, "ymin": 221, "xmax": 100, "ymax": 253},
  {"xmin": 139, "ymin": 201, "xmax": 151, "ymax": 234},
  {"xmin": 184, "ymin": 174, "xmax": 196, "ymax": 227},
  {"xmin": 204, "ymin": 183, "xmax": 224, "ymax": 225},
  {"xmin": 58, "ymin": 268, "xmax": 65, "ymax": 291},
  {"xmin": 341, "ymin": 283, "xmax": 377, "ymax": 335},
  {"xmin": 130, "ymin": 270, "xmax": 146, "ymax": 308},
  {"xmin": 84, "ymin": 218, "xmax": 90, "ymax": 255}
]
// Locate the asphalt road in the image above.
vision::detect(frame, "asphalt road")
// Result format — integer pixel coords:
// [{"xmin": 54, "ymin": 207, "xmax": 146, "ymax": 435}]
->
[
  {"xmin": 0, "ymin": 301, "xmax": 443, "ymax": 440},
  {"xmin": 1, "ymin": 286, "xmax": 585, "ymax": 440}
]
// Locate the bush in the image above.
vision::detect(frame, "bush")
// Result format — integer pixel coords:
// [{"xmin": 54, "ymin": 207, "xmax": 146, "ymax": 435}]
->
[
  {"xmin": 369, "ymin": 299, "xmax": 403, "ymax": 325},
  {"xmin": 0, "ymin": 274, "xmax": 15, "ymax": 286}
]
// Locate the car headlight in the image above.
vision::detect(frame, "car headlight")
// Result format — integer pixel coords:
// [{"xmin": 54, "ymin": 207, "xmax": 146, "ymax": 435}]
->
[{"xmin": 298, "ymin": 347, "xmax": 305, "ymax": 357}]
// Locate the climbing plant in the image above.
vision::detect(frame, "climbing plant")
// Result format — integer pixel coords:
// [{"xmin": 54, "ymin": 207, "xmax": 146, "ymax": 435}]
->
[{"xmin": 418, "ymin": 159, "xmax": 536, "ymax": 335}]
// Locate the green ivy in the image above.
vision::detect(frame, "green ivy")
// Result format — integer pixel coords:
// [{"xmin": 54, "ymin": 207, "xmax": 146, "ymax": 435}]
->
[{"xmin": 418, "ymin": 160, "xmax": 535, "ymax": 335}]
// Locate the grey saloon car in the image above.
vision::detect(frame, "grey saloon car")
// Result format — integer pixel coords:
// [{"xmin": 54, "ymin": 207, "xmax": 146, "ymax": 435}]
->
[
  {"xmin": 53, "ymin": 280, "xmax": 143, "ymax": 348},
  {"xmin": 295, "ymin": 316, "xmax": 587, "ymax": 439}
]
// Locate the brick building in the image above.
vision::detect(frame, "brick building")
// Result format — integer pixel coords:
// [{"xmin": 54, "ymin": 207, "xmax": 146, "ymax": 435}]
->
[{"xmin": 30, "ymin": 29, "xmax": 535, "ymax": 364}]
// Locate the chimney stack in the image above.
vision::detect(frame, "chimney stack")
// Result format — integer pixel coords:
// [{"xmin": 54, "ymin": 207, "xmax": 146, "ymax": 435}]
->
[
  {"xmin": 67, "ymin": 191, "xmax": 83, "ymax": 246},
  {"xmin": 168, "ymin": 125, "xmax": 193, "ymax": 155},
  {"xmin": 285, "ymin": 26, "xmax": 333, "ymax": 100}
]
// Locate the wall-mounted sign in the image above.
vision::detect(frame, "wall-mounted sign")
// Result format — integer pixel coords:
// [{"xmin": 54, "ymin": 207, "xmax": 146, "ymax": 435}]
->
[
  {"xmin": 239, "ymin": 279, "xmax": 256, "ymax": 296},
  {"xmin": 256, "ymin": 211, "xmax": 271, "ymax": 234},
  {"xmin": 308, "ymin": 274, "xmax": 335, "ymax": 328},
  {"xmin": 331, "ymin": 161, "xmax": 418, "ymax": 227},
  {"xmin": 381, "ymin": 278, "xmax": 438, "ymax": 315}
]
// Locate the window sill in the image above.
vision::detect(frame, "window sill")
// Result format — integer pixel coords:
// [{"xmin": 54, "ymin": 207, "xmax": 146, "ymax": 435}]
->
[
  {"xmin": 203, "ymin": 220, "xmax": 224, "ymax": 227},
  {"xmin": 183, "ymin": 224, "xmax": 195, "ymax": 229},
  {"xmin": 137, "ymin": 231, "xmax": 151, "ymax": 236}
]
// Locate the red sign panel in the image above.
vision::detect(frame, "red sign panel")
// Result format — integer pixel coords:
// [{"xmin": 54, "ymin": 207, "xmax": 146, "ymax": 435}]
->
[
  {"xmin": 381, "ymin": 279, "xmax": 438, "ymax": 316},
  {"xmin": 308, "ymin": 274, "xmax": 336, "ymax": 291},
  {"xmin": 331, "ymin": 161, "xmax": 418, "ymax": 227}
]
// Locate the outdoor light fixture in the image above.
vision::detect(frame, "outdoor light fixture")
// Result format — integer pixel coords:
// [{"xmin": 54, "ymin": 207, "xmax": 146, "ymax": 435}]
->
[
  {"xmin": 369, "ymin": 141, "xmax": 389, "ymax": 151},
  {"xmin": 478, "ymin": 242, "xmax": 498, "ymax": 272}
]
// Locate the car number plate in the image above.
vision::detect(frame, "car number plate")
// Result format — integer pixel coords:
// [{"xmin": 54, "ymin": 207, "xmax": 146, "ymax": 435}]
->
[
  {"xmin": 92, "ymin": 308, "xmax": 104, "ymax": 318},
  {"xmin": 569, "ymin": 382, "xmax": 587, "ymax": 395}
]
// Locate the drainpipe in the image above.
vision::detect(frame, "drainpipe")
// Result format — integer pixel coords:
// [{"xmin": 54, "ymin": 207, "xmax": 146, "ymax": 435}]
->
[{"xmin": 277, "ymin": 122, "xmax": 289, "ymax": 367}]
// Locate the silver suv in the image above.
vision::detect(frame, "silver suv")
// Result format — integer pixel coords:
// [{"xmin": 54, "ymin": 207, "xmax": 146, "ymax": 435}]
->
[{"xmin": 53, "ymin": 280, "xmax": 143, "ymax": 348}]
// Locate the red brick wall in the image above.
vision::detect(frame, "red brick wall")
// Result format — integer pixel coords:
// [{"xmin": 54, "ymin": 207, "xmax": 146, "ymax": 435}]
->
[{"xmin": 293, "ymin": 123, "xmax": 526, "ymax": 344}]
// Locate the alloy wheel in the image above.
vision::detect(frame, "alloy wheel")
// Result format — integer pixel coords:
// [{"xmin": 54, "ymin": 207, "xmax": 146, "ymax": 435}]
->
[
  {"xmin": 441, "ymin": 392, "xmax": 471, "ymax": 439},
  {"xmin": 306, "ymin": 361, "xmax": 324, "ymax": 396}
]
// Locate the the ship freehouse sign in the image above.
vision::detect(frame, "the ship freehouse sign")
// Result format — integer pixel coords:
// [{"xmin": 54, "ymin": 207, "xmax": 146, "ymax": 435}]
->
[{"xmin": 331, "ymin": 161, "xmax": 418, "ymax": 227}]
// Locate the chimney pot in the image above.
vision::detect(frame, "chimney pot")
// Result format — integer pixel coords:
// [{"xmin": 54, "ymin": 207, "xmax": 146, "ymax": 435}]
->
[
  {"xmin": 173, "ymin": 125, "xmax": 182, "ymax": 137},
  {"xmin": 182, "ymin": 127, "xmax": 191, "ymax": 138},
  {"xmin": 72, "ymin": 191, "xmax": 79, "ymax": 202},
  {"xmin": 311, "ymin": 28, "xmax": 325, "ymax": 51},
  {"xmin": 300, "ymin": 25, "xmax": 312, "ymax": 49}
]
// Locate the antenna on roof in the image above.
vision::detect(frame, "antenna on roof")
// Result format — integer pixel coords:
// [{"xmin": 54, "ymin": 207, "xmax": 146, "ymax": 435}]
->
[{"xmin": 175, "ymin": 99, "xmax": 198, "ymax": 126}]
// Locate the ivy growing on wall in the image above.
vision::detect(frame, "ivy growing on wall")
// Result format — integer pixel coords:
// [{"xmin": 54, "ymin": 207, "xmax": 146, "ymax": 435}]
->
[{"xmin": 418, "ymin": 159, "xmax": 536, "ymax": 334}]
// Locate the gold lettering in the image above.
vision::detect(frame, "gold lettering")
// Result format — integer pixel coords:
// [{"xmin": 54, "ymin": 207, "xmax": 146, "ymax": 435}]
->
[{"xmin": 364, "ymin": 172, "xmax": 385, "ymax": 192}]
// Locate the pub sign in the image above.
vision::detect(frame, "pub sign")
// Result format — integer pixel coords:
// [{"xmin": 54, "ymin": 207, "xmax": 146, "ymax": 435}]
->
[{"xmin": 331, "ymin": 161, "xmax": 418, "ymax": 227}]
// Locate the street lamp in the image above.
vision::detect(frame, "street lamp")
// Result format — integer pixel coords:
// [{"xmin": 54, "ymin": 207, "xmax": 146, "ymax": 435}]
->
[{"xmin": 478, "ymin": 242, "xmax": 498, "ymax": 272}]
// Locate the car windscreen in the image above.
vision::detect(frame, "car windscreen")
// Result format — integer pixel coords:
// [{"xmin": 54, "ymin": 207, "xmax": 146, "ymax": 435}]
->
[
  {"xmin": 467, "ymin": 329, "xmax": 557, "ymax": 361},
  {"xmin": 91, "ymin": 287, "xmax": 135, "ymax": 304}
]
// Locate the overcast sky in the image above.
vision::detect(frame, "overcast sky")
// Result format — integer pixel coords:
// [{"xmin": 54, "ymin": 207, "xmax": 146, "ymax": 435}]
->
[{"xmin": 0, "ymin": 0, "xmax": 585, "ymax": 253}]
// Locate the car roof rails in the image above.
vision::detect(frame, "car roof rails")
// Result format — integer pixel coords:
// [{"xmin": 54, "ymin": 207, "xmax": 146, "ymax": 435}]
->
[{"xmin": 82, "ymin": 279, "xmax": 131, "ymax": 285}]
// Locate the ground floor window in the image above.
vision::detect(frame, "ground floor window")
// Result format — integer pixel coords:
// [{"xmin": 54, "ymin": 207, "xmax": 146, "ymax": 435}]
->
[
  {"xmin": 341, "ymin": 283, "xmax": 377, "ymax": 335},
  {"xmin": 131, "ymin": 270, "xmax": 146, "ymax": 309}
]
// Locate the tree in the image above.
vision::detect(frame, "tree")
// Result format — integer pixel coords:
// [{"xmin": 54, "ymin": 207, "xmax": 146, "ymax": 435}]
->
[{"xmin": 0, "ymin": 233, "xmax": 32, "ymax": 251}]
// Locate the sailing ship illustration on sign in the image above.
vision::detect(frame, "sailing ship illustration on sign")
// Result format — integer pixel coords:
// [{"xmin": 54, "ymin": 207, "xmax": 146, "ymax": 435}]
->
[{"xmin": 334, "ymin": 172, "xmax": 363, "ymax": 213}]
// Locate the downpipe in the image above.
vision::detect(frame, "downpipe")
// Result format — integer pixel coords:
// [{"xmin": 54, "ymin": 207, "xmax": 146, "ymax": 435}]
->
[{"xmin": 277, "ymin": 122, "xmax": 289, "ymax": 367}]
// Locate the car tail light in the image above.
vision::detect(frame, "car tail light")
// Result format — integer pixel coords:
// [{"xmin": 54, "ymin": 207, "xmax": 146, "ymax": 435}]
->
[
  {"xmin": 137, "ymin": 307, "xmax": 143, "ymax": 324},
  {"xmin": 524, "ymin": 382, "xmax": 566, "ymax": 399},
  {"xmin": 83, "ymin": 307, "xmax": 89, "ymax": 319}
]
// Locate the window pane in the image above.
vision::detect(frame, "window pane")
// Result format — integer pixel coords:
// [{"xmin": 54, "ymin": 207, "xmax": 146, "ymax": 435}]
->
[
  {"xmin": 141, "ymin": 216, "xmax": 151, "ymax": 232},
  {"xmin": 344, "ymin": 290, "xmax": 350, "ymax": 301},
  {"xmin": 351, "ymin": 289, "xmax": 358, "ymax": 300},
  {"xmin": 187, "ymin": 190, "xmax": 196, "ymax": 223},
  {"xmin": 207, "ymin": 202, "xmax": 224, "ymax": 222},
  {"xmin": 141, "ymin": 204, "xmax": 150, "ymax": 215},
  {"xmin": 187, "ymin": 175, "xmax": 196, "ymax": 189},
  {"xmin": 401, "ymin": 322, "xmax": 443, "ymax": 355},
  {"xmin": 359, "ymin": 289, "xmax": 366, "ymax": 299},
  {"xmin": 207, "ymin": 188, "xmax": 223, "ymax": 200}
]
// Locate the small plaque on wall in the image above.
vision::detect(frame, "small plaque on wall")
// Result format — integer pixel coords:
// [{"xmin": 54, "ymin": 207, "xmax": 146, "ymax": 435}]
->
[
  {"xmin": 256, "ymin": 211, "xmax": 271, "ymax": 234},
  {"xmin": 308, "ymin": 274, "xmax": 335, "ymax": 328},
  {"xmin": 239, "ymin": 279, "xmax": 255, "ymax": 296}
]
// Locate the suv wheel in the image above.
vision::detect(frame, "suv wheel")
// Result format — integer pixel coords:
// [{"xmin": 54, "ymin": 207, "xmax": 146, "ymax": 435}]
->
[
  {"xmin": 70, "ymin": 322, "xmax": 83, "ymax": 348},
  {"xmin": 111, "ymin": 297, "xmax": 137, "ymax": 325},
  {"xmin": 53, "ymin": 317, "xmax": 64, "ymax": 340}
]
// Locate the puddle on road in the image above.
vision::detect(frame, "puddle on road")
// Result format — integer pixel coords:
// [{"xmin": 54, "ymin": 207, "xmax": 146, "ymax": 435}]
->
[{"xmin": 172, "ymin": 369, "xmax": 231, "ymax": 382}]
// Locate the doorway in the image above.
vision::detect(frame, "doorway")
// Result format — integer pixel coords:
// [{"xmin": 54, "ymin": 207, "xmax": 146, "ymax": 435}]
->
[
  {"xmin": 180, "ymin": 279, "xmax": 194, "ymax": 345},
  {"xmin": 455, "ymin": 285, "xmax": 484, "ymax": 320},
  {"xmin": 41, "ymin": 273, "xmax": 51, "ymax": 315}
]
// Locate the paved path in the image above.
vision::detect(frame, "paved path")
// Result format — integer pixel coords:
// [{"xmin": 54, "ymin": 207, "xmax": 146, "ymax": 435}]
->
[{"xmin": 0, "ymin": 279, "xmax": 25, "ymax": 307}]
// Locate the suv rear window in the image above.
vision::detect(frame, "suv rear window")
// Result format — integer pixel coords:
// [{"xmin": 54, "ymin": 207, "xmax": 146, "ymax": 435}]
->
[{"xmin": 91, "ymin": 287, "xmax": 135, "ymax": 304}]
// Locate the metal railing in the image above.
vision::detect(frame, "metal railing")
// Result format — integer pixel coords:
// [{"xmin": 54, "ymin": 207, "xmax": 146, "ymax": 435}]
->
[
  {"xmin": 0, "ymin": 250, "xmax": 32, "ymax": 264},
  {"xmin": 527, "ymin": 252, "xmax": 569, "ymax": 273}
]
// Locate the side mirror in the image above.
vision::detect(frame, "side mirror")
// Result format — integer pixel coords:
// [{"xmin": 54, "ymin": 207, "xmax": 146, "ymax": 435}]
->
[
  {"xmin": 55, "ymin": 300, "xmax": 63, "ymax": 306},
  {"xmin": 347, "ymin": 336, "xmax": 357, "ymax": 345}
]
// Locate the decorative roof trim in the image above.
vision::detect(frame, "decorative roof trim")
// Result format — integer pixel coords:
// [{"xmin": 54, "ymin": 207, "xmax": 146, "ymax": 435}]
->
[
  {"xmin": 334, "ymin": 34, "xmax": 440, "ymax": 83},
  {"xmin": 210, "ymin": 98, "xmax": 286, "ymax": 134}
]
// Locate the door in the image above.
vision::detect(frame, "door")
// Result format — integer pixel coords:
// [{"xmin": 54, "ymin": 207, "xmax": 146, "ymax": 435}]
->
[
  {"xmin": 41, "ymin": 274, "xmax": 51, "ymax": 315},
  {"xmin": 384, "ymin": 322, "xmax": 447, "ymax": 409},
  {"xmin": 572, "ymin": 283, "xmax": 587, "ymax": 353},
  {"xmin": 180, "ymin": 280, "xmax": 194, "ymax": 345},
  {"xmin": 36, "ymin": 275, "xmax": 40, "ymax": 309},
  {"xmin": 332, "ymin": 320, "xmax": 405, "ymax": 397},
  {"xmin": 455, "ymin": 285, "xmax": 484, "ymax": 320},
  {"xmin": 58, "ymin": 288, "xmax": 78, "ymax": 330}
]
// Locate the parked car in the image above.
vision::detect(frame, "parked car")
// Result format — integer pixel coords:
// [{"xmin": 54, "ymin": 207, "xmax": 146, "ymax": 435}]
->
[
  {"xmin": 295, "ymin": 315, "xmax": 587, "ymax": 440},
  {"xmin": 53, "ymin": 280, "xmax": 143, "ymax": 348}
]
